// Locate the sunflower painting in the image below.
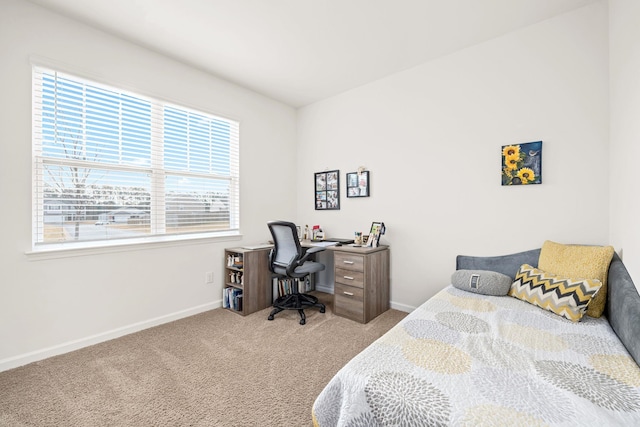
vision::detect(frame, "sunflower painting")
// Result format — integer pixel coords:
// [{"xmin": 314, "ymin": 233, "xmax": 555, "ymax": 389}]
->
[{"xmin": 501, "ymin": 141, "xmax": 542, "ymax": 185}]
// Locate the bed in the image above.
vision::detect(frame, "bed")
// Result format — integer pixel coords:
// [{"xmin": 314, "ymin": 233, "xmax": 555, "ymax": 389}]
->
[{"xmin": 312, "ymin": 245, "xmax": 640, "ymax": 426}]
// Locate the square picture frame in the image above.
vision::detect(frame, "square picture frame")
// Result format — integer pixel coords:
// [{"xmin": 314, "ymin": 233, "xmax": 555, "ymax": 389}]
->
[
  {"xmin": 315, "ymin": 170, "xmax": 340, "ymax": 210},
  {"xmin": 346, "ymin": 171, "xmax": 370, "ymax": 198},
  {"xmin": 501, "ymin": 141, "xmax": 542, "ymax": 186}
]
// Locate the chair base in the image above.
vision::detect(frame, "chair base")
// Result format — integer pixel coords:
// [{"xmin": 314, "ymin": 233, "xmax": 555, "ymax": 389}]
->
[{"xmin": 267, "ymin": 293, "xmax": 326, "ymax": 325}]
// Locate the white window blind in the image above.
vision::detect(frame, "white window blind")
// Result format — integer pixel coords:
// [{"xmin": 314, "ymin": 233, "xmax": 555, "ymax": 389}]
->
[{"xmin": 32, "ymin": 66, "xmax": 239, "ymax": 248}]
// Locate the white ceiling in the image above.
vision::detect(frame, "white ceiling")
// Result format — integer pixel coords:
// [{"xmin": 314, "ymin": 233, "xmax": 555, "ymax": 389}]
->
[{"xmin": 28, "ymin": 0, "xmax": 598, "ymax": 107}]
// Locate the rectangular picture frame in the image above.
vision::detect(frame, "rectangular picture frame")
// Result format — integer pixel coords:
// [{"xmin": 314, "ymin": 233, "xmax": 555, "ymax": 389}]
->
[
  {"xmin": 366, "ymin": 221, "xmax": 385, "ymax": 247},
  {"xmin": 315, "ymin": 170, "xmax": 340, "ymax": 210},
  {"xmin": 346, "ymin": 171, "xmax": 370, "ymax": 198}
]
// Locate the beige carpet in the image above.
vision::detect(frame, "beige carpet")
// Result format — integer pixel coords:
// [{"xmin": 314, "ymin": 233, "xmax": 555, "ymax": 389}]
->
[{"xmin": 0, "ymin": 292, "xmax": 406, "ymax": 426}]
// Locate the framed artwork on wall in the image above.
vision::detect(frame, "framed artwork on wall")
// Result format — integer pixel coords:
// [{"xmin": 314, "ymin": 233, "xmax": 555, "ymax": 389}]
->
[
  {"xmin": 315, "ymin": 170, "xmax": 340, "ymax": 210},
  {"xmin": 346, "ymin": 170, "xmax": 370, "ymax": 197},
  {"xmin": 501, "ymin": 140, "xmax": 542, "ymax": 186}
]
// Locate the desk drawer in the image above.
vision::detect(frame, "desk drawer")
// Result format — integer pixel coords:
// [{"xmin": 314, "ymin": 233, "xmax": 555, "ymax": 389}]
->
[
  {"xmin": 334, "ymin": 253, "xmax": 364, "ymax": 272},
  {"xmin": 334, "ymin": 283, "xmax": 364, "ymax": 322},
  {"xmin": 335, "ymin": 268, "xmax": 364, "ymax": 288}
]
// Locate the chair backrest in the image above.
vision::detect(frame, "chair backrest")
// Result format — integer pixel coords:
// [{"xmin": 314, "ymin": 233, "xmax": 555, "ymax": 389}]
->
[{"xmin": 267, "ymin": 221, "xmax": 303, "ymax": 270}]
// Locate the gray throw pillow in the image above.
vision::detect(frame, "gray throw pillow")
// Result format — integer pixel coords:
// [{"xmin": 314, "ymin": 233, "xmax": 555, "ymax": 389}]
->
[{"xmin": 451, "ymin": 269, "xmax": 512, "ymax": 296}]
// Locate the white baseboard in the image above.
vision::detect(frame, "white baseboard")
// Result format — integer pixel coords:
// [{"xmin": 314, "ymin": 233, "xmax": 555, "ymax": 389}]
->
[
  {"xmin": 315, "ymin": 284, "xmax": 334, "ymax": 294},
  {"xmin": 390, "ymin": 301, "xmax": 415, "ymax": 313},
  {"xmin": 0, "ymin": 300, "xmax": 221, "ymax": 373},
  {"xmin": 313, "ymin": 284, "xmax": 415, "ymax": 313}
]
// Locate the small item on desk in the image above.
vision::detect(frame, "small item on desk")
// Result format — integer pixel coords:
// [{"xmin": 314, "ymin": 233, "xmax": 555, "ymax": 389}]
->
[
  {"xmin": 304, "ymin": 224, "xmax": 310, "ymax": 240},
  {"xmin": 354, "ymin": 231, "xmax": 363, "ymax": 246}
]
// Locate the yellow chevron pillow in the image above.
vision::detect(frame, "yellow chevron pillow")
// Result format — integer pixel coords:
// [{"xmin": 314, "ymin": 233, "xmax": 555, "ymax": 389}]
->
[
  {"xmin": 509, "ymin": 264, "xmax": 602, "ymax": 322},
  {"xmin": 538, "ymin": 240, "xmax": 614, "ymax": 318}
]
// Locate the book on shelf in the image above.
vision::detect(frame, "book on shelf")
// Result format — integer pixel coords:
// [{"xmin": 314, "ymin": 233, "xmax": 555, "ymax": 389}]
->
[
  {"xmin": 222, "ymin": 287, "xmax": 229, "ymax": 308},
  {"xmin": 223, "ymin": 287, "xmax": 243, "ymax": 311},
  {"xmin": 272, "ymin": 276, "xmax": 313, "ymax": 301}
]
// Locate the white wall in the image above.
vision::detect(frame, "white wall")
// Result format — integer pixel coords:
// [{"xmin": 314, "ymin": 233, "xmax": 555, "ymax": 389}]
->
[
  {"xmin": 609, "ymin": 0, "xmax": 640, "ymax": 290},
  {"xmin": 297, "ymin": 2, "xmax": 610, "ymax": 310},
  {"xmin": 0, "ymin": 0, "xmax": 296, "ymax": 370}
]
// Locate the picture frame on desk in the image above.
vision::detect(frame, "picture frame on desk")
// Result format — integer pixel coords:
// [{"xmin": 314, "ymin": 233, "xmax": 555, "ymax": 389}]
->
[
  {"xmin": 347, "ymin": 170, "xmax": 369, "ymax": 198},
  {"xmin": 366, "ymin": 221, "xmax": 385, "ymax": 247},
  {"xmin": 315, "ymin": 170, "xmax": 340, "ymax": 210}
]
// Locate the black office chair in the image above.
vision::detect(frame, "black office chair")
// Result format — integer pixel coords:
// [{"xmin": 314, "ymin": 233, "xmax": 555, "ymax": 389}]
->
[{"xmin": 267, "ymin": 220, "xmax": 326, "ymax": 325}]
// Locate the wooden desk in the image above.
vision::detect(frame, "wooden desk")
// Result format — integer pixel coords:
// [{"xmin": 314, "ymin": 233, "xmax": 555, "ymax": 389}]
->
[{"xmin": 224, "ymin": 242, "xmax": 390, "ymax": 323}]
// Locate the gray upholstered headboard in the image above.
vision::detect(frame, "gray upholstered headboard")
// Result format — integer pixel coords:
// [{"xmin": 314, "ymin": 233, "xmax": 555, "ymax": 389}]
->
[
  {"xmin": 606, "ymin": 253, "xmax": 640, "ymax": 366},
  {"xmin": 456, "ymin": 248, "xmax": 540, "ymax": 280},
  {"xmin": 456, "ymin": 249, "xmax": 640, "ymax": 367}
]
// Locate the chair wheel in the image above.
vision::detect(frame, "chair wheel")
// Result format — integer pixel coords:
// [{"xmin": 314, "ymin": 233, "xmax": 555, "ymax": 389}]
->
[
  {"xmin": 300, "ymin": 319, "xmax": 305, "ymax": 325},
  {"xmin": 268, "ymin": 315, "xmax": 274, "ymax": 320},
  {"xmin": 320, "ymin": 307, "xmax": 326, "ymax": 313}
]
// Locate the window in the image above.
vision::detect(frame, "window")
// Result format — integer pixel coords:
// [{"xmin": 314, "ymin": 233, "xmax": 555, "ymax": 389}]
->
[{"xmin": 32, "ymin": 66, "xmax": 239, "ymax": 249}]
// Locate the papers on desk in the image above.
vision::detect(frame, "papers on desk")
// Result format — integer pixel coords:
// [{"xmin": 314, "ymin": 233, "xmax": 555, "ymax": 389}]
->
[
  {"xmin": 242, "ymin": 243, "xmax": 273, "ymax": 250},
  {"xmin": 309, "ymin": 241, "xmax": 339, "ymax": 247}
]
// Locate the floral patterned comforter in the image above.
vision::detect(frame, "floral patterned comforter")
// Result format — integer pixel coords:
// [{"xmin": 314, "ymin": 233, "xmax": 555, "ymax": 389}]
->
[{"xmin": 312, "ymin": 286, "xmax": 640, "ymax": 426}]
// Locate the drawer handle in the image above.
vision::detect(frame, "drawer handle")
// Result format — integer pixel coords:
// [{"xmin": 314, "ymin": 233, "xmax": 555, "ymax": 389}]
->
[
  {"xmin": 343, "ymin": 260, "xmax": 354, "ymax": 264},
  {"xmin": 343, "ymin": 291, "xmax": 354, "ymax": 296},
  {"xmin": 343, "ymin": 276, "xmax": 354, "ymax": 280}
]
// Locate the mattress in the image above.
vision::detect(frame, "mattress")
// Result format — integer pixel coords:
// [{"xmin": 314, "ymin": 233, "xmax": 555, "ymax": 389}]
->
[{"xmin": 312, "ymin": 286, "xmax": 640, "ymax": 426}]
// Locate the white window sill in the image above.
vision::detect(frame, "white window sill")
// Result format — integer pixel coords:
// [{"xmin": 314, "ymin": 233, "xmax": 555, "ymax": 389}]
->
[{"xmin": 25, "ymin": 231, "xmax": 242, "ymax": 261}]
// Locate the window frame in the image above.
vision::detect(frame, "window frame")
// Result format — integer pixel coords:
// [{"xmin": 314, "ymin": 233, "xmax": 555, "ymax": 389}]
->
[{"xmin": 31, "ymin": 65, "xmax": 241, "ymax": 254}]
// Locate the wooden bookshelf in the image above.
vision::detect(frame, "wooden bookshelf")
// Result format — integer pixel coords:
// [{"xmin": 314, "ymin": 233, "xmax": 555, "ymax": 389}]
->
[{"xmin": 223, "ymin": 247, "xmax": 273, "ymax": 315}]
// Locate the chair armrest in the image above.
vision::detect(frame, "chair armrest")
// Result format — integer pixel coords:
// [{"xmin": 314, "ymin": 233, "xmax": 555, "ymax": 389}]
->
[
  {"xmin": 305, "ymin": 246, "xmax": 325, "ymax": 255},
  {"xmin": 268, "ymin": 249, "xmax": 275, "ymax": 273},
  {"xmin": 299, "ymin": 246, "xmax": 325, "ymax": 263},
  {"xmin": 284, "ymin": 247, "xmax": 326, "ymax": 276}
]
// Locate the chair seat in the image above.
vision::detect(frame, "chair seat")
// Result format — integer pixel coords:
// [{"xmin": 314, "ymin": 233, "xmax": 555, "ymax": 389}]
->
[{"xmin": 272, "ymin": 261, "xmax": 325, "ymax": 277}]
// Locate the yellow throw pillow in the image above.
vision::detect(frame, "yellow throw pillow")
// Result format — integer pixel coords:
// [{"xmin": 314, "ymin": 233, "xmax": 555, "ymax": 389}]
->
[
  {"xmin": 509, "ymin": 264, "xmax": 602, "ymax": 322},
  {"xmin": 538, "ymin": 240, "xmax": 614, "ymax": 318}
]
